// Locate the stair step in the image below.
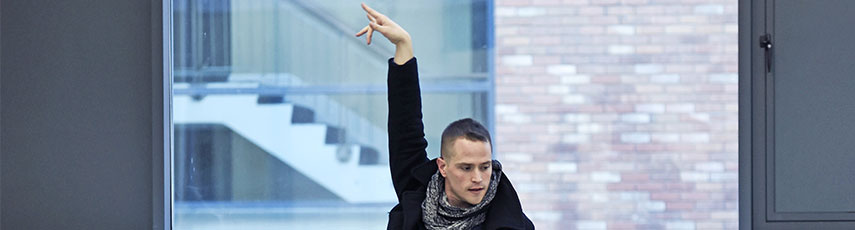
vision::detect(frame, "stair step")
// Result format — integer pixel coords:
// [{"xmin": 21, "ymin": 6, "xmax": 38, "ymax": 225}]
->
[
  {"xmin": 256, "ymin": 95, "xmax": 285, "ymax": 104},
  {"xmin": 325, "ymin": 126, "xmax": 346, "ymax": 144},
  {"xmin": 289, "ymin": 105, "xmax": 315, "ymax": 124},
  {"xmin": 256, "ymin": 96, "xmax": 315, "ymax": 124},
  {"xmin": 358, "ymin": 146, "xmax": 380, "ymax": 165}
]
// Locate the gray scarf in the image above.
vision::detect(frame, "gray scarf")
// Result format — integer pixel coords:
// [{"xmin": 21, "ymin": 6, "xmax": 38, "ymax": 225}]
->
[{"xmin": 421, "ymin": 160, "xmax": 502, "ymax": 230}]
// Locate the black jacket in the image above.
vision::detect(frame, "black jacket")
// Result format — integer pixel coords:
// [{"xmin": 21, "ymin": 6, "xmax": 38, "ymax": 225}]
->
[{"xmin": 386, "ymin": 58, "xmax": 535, "ymax": 230}]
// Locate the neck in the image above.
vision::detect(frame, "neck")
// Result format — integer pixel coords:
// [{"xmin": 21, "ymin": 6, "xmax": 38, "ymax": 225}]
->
[
  {"xmin": 446, "ymin": 195, "xmax": 472, "ymax": 208},
  {"xmin": 444, "ymin": 186, "xmax": 473, "ymax": 208}
]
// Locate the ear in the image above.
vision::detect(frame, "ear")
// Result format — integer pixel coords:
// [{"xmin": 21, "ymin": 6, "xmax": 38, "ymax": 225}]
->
[{"xmin": 436, "ymin": 157, "xmax": 447, "ymax": 178}]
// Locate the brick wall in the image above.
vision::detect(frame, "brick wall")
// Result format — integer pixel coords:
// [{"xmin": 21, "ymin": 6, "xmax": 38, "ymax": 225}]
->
[{"xmin": 494, "ymin": 0, "xmax": 738, "ymax": 229}]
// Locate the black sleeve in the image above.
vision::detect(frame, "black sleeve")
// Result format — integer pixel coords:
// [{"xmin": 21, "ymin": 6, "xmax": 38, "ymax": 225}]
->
[{"xmin": 387, "ymin": 57, "xmax": 430, "ymax": 201}]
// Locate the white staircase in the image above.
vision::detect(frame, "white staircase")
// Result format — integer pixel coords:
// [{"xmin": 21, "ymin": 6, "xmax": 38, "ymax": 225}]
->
[{"xmin": 174, "ymin": 94, "xmax": 396, "ymax": 203}]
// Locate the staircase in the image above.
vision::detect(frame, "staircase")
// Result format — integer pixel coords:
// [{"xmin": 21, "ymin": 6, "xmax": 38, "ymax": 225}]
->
[
  {"xmin": 173, "ymin": 0, "xmax": 398, "ymax": 204},
  {"xmin": 174, "ymin": 93, "xmax": 395, "ymax": 203}
]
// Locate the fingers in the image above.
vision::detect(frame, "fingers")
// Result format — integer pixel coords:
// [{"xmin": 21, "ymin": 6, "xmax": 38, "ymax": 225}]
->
[
  {"xmin": 369, "ymin": 21, "xmax": 386, "ymax": 34},
  {"xmin": 366, "ymin": 25, "xmax": 374, "ymax": 45},
  {"xmin": 355, "ymin": 25, "xmax": 369, "ymax": 37},
  {"xmin": 360, "ymin": 3, "xmax": 392, "ymax": 45},
  {"xmin": 361, "ymin": 3, "xmax": 385, "ymax": 22},
  {"xmin": 367, "ymin": 14, "xmax": 377, "ymax": 24},
  {"xmin": 356, "ymin": 24, "xmax": 375, "ymax": 45}
]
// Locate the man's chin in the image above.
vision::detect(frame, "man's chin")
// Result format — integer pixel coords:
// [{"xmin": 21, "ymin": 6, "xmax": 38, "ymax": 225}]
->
[{"xmin": 466, "ymin": 197, "xmax": 484, "ymax": 205}]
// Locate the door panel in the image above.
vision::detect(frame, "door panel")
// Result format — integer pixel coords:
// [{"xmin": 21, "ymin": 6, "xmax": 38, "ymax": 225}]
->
[{"xmin": 771, "ymin": 0, "xmax": 855, "ymax": 214}]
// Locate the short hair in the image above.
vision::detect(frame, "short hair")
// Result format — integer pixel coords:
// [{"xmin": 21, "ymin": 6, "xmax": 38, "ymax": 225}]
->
[{"xmin": 440, "ymin": 118, "xmax": 492, "ymax": 159}]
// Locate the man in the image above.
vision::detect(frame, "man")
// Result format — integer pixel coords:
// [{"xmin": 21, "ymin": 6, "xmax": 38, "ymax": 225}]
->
[{"xmin": 356, "ymin": 4, "xmax": 535, "ymax": 230}]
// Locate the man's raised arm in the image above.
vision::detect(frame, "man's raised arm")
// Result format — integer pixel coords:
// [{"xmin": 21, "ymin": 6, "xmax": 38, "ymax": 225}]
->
[{"xmin": 356, "ymin": 3, "xmax": 427, "ymax": 200}]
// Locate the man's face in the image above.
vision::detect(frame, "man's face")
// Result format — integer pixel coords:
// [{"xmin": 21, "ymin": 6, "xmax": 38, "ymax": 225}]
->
[{"xmin": 437, "ymin": 138, "xmax": 492, "ymax": 208}]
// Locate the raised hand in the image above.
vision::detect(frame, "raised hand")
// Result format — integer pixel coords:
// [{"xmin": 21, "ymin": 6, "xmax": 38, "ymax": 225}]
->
[
  {"xmin": 355, "ymin": 3, "xmax": 413, "ymax": 64},
  {"xmin": 355, "ymin": 3, "xmax": 411, "ymax": 45}
]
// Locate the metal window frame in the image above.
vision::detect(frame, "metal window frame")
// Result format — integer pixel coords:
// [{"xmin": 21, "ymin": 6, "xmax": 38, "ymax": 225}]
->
[
  {"xmin": 158, "ymin": 0, "xmax": 174, "ymax": 229},
  {"xmin": 159, "ymin": 0, "xmax": 495, "ymax": 229},
  {"xmin": 486, "ymin": 0, "xmax": 497, "ymax": 156}
]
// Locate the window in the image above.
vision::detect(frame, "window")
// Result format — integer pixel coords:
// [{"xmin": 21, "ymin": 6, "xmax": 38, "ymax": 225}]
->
[
  {"xmin": 168, "ymin": 0, "xmax": 744, "ymax": 229},
  {"xmin": 171, "ymin": 0, "xmax": 492, "ymax": 228}
]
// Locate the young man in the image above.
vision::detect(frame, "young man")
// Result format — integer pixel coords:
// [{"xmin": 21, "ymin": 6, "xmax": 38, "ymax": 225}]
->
[{"xmin": 356, "ymin": 4, "xmax": 535, "ymax": 230}]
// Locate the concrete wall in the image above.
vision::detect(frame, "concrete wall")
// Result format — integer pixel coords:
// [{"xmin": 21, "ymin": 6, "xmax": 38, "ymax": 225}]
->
[{"xmin": 1, "ymin": 0, "xmax": 163, "ymax": 229}]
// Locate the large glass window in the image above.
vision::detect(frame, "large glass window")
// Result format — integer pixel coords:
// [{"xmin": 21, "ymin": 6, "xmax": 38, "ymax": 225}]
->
[
  {"xmin": 171, "ymin": 0, "xmax": 492, "ymax": 228},
  {"xmin": 170, "ymin": 0, "xmax": 741, "ymax": 229}
]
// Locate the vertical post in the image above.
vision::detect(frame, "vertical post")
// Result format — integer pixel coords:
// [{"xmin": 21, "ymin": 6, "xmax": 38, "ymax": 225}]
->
[{"xmin": 156, "ymin": 0, "xmax": 175, "ymax": 229}]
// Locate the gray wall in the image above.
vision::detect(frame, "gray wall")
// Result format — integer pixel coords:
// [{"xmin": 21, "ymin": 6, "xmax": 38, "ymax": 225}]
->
[{"xmin": 1, "ymin": 0, "xmax": 163, "ymax": 229}]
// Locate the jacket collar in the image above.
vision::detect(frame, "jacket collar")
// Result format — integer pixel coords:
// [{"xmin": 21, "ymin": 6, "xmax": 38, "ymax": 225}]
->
[
  {"xmin": 411, "ymin": 158, "xmax": 439, "ymax": 185},
  {"xmin": 483, "ymin": 173, "xmax": 528, "ymax": 230}
]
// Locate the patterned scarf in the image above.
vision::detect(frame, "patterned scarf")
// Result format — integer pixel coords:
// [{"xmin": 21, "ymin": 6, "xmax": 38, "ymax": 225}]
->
[{"xmin": 421, "ymin": 160, "xmax": 502, "ymax": 230}]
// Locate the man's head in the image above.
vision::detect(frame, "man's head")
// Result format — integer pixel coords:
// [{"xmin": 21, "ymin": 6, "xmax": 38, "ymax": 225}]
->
[{"xmin": 436, "ymin": 118, "xmax": 493, "ymax": 208}]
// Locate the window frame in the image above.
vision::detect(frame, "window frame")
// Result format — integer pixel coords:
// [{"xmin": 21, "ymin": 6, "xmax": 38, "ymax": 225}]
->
[{"xmin": 160, "ymin": 0, "xmax": 496, "ymax": 229}]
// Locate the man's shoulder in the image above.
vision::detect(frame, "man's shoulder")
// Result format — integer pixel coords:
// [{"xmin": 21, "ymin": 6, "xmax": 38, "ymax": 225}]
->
[
  {"xmin": 485, "ymin": 176, "xmax": 535, "ymax": 230},
  {"xmin": 497, "ymin": 170, "xmax": 521, "ymax": 188},
  {"xmin": 495, "ymin": 173, "xmax": 523, "ymax": 198},
  {"xmin": 408, "ymin": 158, "xmax": 439, "ymax": 185}
]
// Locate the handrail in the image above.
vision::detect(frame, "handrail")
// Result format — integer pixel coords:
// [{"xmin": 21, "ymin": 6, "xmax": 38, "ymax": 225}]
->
[{"xmin": 173, "ymin": 82, "xmax": 492, "ymax": 95}]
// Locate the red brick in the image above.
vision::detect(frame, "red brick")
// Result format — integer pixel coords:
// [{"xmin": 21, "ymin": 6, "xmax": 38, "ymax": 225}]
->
[
  {"xmin": 621, "ymin": 173, "xmax": 650, "ymax": 182},
  {"xmin": 666, "ymin": 202, "xmax": 696, "ymax": 211},
  {"xmin": 651, "ymin": 192, "xmax": 681, "ymax": 201}
]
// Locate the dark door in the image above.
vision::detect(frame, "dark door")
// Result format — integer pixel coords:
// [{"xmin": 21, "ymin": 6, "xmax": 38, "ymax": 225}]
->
[{"xmin": 743, "ymin": 0, "xmax": 855, "ymax": 229}]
